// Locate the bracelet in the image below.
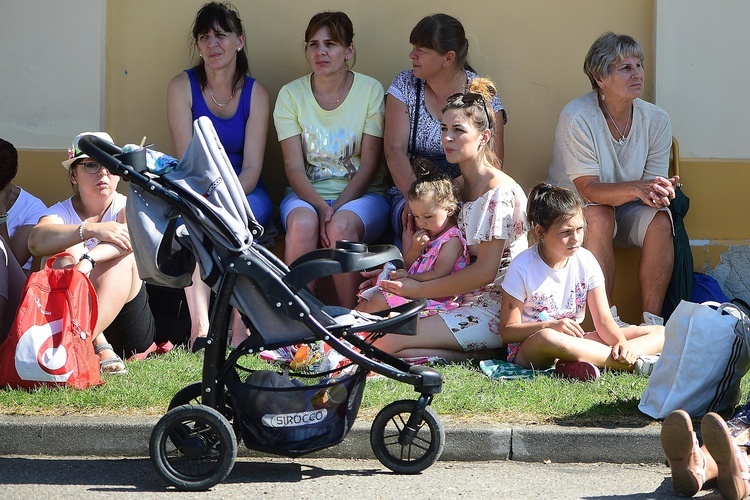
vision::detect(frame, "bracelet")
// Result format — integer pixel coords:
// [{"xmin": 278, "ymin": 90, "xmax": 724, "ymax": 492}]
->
[
  {"xmin": 78, "ymin": 221, "xmax": 87, "ymax": 242},
  {"xmin": 0, "ymin": 213, "xmax": 7, "ymax": 225},
  {"xmin": 79, "ymin": 253, "xmax": 96, "ymax": 268}
]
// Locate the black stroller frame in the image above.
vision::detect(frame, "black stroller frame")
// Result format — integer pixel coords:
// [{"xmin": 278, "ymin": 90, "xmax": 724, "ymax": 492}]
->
[{"xmin": 79, "ymin": 122, "xmax": 445, "ymax": 491}]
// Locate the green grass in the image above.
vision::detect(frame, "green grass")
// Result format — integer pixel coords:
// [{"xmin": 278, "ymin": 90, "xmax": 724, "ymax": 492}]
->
[{"xmin": 2, "ymin": 347, "xmax": 748, "ymax": 427}]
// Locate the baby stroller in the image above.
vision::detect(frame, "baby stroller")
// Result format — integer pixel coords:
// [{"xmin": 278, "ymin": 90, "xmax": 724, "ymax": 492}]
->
[{"xmin": 78, "ymin": 117, "xmax": 445, "ymax": 491}]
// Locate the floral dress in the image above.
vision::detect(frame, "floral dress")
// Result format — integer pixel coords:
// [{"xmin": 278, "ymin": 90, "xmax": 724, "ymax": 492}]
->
[{"xmin": 440, "ymin": 182, "xmax": 528, "ymax": 351}]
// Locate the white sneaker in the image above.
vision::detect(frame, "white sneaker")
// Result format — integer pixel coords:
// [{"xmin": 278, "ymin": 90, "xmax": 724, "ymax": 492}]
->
[
  {"xmin": 610, "ymin": 306, "xmax": 632, "ymax": 328},
  {"xmin": 641, "ymin": 312, "xmax": 664, "ymax": 326},
  {"xmin": 635, "ymin": 354, "xmax": 660, "ymax": 376}
]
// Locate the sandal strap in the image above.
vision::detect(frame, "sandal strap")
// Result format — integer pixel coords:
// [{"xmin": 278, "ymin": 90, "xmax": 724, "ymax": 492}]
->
[
  {"xmin": 99, "ymin": 356, "xmax": 124, "ymax": 367},
  {"xmin": 94, "ymin": 342, "xmax": 114, "ymax": 355},
  {"xmin": 693, "ymin": 435, "xmax": 707, "ymax": 482}
]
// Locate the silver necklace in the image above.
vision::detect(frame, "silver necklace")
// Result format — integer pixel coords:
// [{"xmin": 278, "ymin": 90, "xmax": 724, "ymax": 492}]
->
[
  {"xmin": 602, "ymin": 102, "xmax": 632, "ymax": 145},
  {"xmin": 207, "ymin": 85, "xmax": 234, "ymax": 107},
  {"xmin": 312, "ymin": 72, "xmax": 350, "ymax": 106}
]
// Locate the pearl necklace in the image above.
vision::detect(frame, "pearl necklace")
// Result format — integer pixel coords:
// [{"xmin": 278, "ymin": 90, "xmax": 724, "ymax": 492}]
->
[
  {"xmin": 602, "ymin": 101, "xmax": 632, "ymax": 145},
  {"xmin": 207, "ymin": 85, "xmax": 234, "ymax": 107}
]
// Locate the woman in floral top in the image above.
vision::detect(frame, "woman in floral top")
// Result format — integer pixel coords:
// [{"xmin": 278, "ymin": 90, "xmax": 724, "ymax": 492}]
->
[
  {"xmin": 373, "ymin": 77, "xmax": 527, "ymax": 360},
  {"xmin": 384, "ymin": 14, "xmax": 507, "ymax": 248}
]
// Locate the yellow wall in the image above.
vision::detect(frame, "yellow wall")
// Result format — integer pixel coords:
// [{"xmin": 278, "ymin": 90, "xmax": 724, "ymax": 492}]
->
[
  {"xmin": 105, "ymin": 0, "xmax": 654, "ymax": 207},
  {"xmin": 30, "ymin": 0, "xmax": 750, "ymax": 229},
  {"xmin": 26, "ymin": 0, "xmax": 743, "ymax": 239},
  {"xmin": 20, "ymin": 0, "xmax": 657, "ymax": 206},
  {"xmin": 104, "ymin": 0, "xmax": 656, "ymax": 206}
]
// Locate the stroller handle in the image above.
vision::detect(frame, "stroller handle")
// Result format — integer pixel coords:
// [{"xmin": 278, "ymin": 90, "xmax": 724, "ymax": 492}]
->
[{"xmin": 77, "ymin": 135, "xmax": 149, "ymax": 184}]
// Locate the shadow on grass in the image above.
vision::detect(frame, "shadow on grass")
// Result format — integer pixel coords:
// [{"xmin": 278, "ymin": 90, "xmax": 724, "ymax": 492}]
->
[{"xmin": 550, "ymin": 396, "xmax": 658, "ymax": 428}]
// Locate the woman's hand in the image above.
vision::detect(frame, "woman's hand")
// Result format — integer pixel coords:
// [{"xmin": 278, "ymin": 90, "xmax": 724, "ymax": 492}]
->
[
  {"xmin": 610, "ymin": 341, "xmax": 636, "ymax": 365},
  {"xmin": 358, "ymin": 266, "xmax": 408, "ymax": 291},
  {"xmin": 401, "ymin": 204, "xmax": 414, "ymax": 234},
  {"xmin": 638, "ymin": 176, "xmax": 678, "ymax": 208},
  {"xmin": 317, "ymin": 204, "xmax": 335, "ymax": 247},
  {"xmin": 548, "ymin": 318, "xmax": 586, "ymax": 338},
  {"xmin": 87, "ymin": 221, "xmax": 132, "ymax": 252},
  {"xmin": 358, "ymin": 269, "xmax": 381, "ymax": 291}
]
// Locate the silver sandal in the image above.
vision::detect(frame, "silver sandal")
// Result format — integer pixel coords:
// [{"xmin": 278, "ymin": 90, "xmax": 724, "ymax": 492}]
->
[{"xmin": 94, "ymin": 342, "xmax": 128, "ymax": 375}]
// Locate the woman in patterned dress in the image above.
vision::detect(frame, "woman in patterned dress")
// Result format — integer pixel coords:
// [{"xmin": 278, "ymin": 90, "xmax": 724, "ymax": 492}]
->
[{"xmin": 372, "ymin": 77, "xmax": 526, "ymax": 360}]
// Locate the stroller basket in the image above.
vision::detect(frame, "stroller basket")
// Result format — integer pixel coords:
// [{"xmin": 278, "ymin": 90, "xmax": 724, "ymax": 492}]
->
[{"xmin": 227, "ymin": 367, "xmax": 366, "ymax": 457}]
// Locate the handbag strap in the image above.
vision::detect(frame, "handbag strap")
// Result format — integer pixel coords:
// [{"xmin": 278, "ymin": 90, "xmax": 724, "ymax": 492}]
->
[
  {"xmin": 409, "ymin": 79, "xmax": 422, "ymax": 158},
  {"xmin": 717, "ymin": 302, "xmax": 750, "ymax": 324}
]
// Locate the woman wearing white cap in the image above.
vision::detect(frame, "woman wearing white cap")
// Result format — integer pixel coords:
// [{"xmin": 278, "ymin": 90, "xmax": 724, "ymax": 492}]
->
[{"xmin": 27, "ymin": 132, "xmax": 156, "ymax": 374}]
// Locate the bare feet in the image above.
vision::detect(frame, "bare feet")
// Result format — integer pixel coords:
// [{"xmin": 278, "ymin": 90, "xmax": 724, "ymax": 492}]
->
[
  {"xmin": 702, "ymin": 412, "xmax": 750, "ymax": 500},
  {"xmin": 661, "ymin": 409, "xmax": 707, "ymax": 496}
]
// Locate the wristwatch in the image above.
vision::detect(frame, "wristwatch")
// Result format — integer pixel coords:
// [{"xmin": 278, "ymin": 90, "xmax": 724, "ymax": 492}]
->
[{"xmin": 78, "ymin": 253, "xmax": 97, "ymax": 268}]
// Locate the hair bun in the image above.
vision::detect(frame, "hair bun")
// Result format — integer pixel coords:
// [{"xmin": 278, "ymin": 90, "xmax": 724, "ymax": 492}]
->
[{"xmin": 467, "ymin": 77, "xmax": 497, "ymax": 101}]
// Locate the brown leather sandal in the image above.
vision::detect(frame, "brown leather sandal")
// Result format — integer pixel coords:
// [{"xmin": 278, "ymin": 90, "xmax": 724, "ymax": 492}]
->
[
  {"xmin": 662, "ymin": 409, "xmax": 707, "ymax": 496},
  {"xmin": 702, "ymin": 412, "xmax": 750, "ymax": 500}
]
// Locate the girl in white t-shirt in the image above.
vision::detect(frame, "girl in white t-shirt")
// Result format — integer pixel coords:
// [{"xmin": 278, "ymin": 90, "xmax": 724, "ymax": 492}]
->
[{"xmin": 499, "ymin": 183, "xmax": 664, "ymax": 380}]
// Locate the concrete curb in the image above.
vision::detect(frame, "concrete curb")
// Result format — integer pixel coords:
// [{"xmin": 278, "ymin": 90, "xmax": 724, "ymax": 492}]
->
[{"xmin": 0, "ymin": 416, "xmax": 665, "ymax": 464}]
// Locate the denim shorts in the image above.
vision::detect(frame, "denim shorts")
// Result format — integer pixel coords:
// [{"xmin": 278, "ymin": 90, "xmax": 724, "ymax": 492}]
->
[{"xmin": 279, "ymin": 192, "xmax": 389, "ymax": 243}]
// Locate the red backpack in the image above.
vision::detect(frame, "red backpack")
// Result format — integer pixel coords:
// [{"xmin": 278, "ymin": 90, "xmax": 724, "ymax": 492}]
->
[{"xmin": 0, "ymin": 253, "xmax": 101, "ymax": 390}]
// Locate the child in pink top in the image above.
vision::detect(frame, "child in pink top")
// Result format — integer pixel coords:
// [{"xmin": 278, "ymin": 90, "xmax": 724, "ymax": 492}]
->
[{"xmin": 357, "ymin": 171, "xmax": 468, "ymax": 317}]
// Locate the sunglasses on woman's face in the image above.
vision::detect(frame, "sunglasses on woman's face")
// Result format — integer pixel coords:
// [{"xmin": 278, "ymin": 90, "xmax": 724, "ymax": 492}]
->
[
  {"xmin": 78, "ymin": 161, "xmax": 109, "ymax": 175},
  {"xmin": 446, "ymin": 92, "xmax": 492, "ymax": 126}
]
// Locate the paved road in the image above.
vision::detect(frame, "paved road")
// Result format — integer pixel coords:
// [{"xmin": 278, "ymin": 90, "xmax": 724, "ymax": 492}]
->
[{"xmin": 0, "ymin": 455, "xmax": 723, "ymax": 499}]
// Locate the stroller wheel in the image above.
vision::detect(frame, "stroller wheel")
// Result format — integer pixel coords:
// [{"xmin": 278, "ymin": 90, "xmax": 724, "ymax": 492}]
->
[
  {"xmin": 370, "ymin": 399, "xmax": 445, "ymax": 474},
  {"xmin": 168, "ymin": 382, "xmax": 205, "ymax": 409},
  {"xmin": 169, "ymin": 382, "xmax": 239, "ymax": 440},
  {"xmin": 150, "ymin": 403, "xmax": 237, "ymax": 491}
]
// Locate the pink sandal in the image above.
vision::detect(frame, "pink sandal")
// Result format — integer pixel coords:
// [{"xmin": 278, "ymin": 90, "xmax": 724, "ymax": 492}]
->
[
  {"xmin": 661, "ymin": 409, "xmax": 707, "ymax": 496},
  {"xmin": 702, "ymin": 412, "xmax": 750, "ymax": 500}
]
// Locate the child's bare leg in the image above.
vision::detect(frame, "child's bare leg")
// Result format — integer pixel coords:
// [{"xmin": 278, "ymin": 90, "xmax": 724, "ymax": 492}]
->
[
  {"xmin": 355, "ymin": 292, "xmax": 390, "ymax": 314},
  {"xmin": 514, "ymin": 328, "xmax": 632, "ymax": 371},
  {"xmin": 621, "ymin": 324, "xmax": 665, "ymax": 355}
]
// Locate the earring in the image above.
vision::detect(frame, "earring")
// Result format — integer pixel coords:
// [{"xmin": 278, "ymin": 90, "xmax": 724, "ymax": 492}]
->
[
  {"xmin": 600, "ymin": 93, "xmax": 605, "ymax": 101},
  {"xmin": 237, "ymin": 47, "xmax": 242, "ymax": 52}
]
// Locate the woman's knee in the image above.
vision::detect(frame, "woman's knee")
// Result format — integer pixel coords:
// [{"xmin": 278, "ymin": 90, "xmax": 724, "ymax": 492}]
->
[
  {"xmin": 285, "ymin": 210, "xmax": 319, "ymax": 242},
  {"xmin": 645, "ymin": 211, "xmax": 673, "ymax": 242},
  {"xmin": 326, "ymin": 212, "xmax": 363, "ymax": 243},
  {"xmin": 50, "ymin": 254, "xmax": 77, "ymax": 269},
  {"xmin": 584, "ymin": 205, "xmax": 615, "ymax": 235}
]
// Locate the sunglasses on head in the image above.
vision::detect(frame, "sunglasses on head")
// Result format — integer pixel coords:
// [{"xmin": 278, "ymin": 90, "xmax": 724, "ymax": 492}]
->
[{"xmin": 446, "ymin": 92, "xmax": 492, "ymax": 127}]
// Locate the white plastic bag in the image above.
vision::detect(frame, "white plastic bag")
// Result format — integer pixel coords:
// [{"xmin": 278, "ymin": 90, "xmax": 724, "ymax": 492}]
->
[{"xmin": 639, "ymin": 301, "xmax": 750, "ymax": 419}]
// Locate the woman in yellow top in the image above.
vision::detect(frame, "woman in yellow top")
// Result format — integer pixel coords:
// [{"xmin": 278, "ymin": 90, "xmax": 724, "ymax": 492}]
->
[{"xmin": 273, "ymin": 11, "xmax": 388, "ymax": 309}]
